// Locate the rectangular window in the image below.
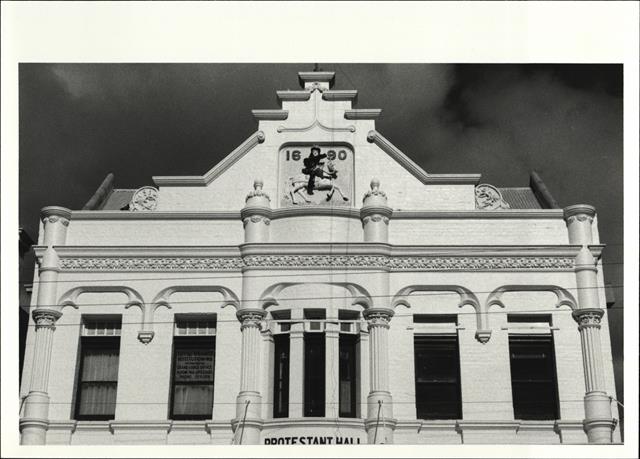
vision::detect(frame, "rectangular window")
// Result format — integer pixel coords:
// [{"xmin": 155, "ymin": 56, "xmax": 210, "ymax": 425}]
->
[
  {"xmin": 75, "ymin": 318, "xmax": 121, "ymax": 420},
  {"xmin": 273, "ymin": 334, "xmax": 290, "ymax": 418},
  {"xmin": 414, "ymin": 335, "xmax": 462, "ymax": 420},
  {"xmin": 339, "ymin": 334, "xmax": 357, "ymax": 417},
  {"xmin": 509, "ymin": 335, "xmax": 559, "ymax": 420},
  {"xmin": 304, "ymin": 333, "xmax": 325, "ymax": 417},
  {"xmin": 170, "ymin": 317, "xmax": 216, "ymax": 420}
]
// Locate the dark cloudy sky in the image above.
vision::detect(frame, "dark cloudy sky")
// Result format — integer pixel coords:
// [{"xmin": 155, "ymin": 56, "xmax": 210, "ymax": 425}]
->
[{"xmin": 18, "ymin": 63, "xmax": 624, "ymax": 404}]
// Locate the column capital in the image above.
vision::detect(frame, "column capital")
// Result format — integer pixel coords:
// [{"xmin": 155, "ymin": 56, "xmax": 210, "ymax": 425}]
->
[
  {"xmin": 363, "ymin": 308, "xmax": 394, "ymax": 328},
  {"xmin": 31, "ymin": 308, "xmax": 62, "ymax": 329},
  {"xmin": 40, "ymin": 206, "xmax": 72, "ymax": 226},
  {"xmin": 563, "ymin": 204, "xmax": 596, "ymax": 224},
  {"xmin": 572, "ymin": 308, "xmax": 604, "ymax": 328},
  {"xmin": 236, "ymin": 309, "xmax": 266, "ymax": 330}
]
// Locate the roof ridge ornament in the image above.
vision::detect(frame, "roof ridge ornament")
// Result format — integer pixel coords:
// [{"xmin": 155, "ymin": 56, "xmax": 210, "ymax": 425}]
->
[
  {"xmin": 277, "ymin": 88, "xmax": 356, "ymax": 133},
  {"xmin": 475, "ymin": 183, "xmax": 510, "ymax": 210},
  {"xmin": 246, "ymin": 178, "xmax": 270, "ymax": 203},
  {"xmin": 363, "ymin": 178, "xmax": 387, "ymax": 202},
  {"xmin": 129, "ymin": 186, "xmax": 159, "ymax": 211}
]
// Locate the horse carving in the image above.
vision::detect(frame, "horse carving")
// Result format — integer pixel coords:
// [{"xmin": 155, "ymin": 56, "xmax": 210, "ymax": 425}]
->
[{"xmin": 286, "ymin": 161, "xmax": 350, "ymax": 205}]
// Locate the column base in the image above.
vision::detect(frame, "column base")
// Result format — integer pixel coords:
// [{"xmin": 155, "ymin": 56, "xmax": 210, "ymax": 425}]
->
[
  {"xmin": 20, "ymin": 417, "xmax": 49, "ymax": 445},
  {"xmin": 583, "ymin": 391, "xmax": 614, "ymax": 443},
  {"xmin": 20, "ymin": 391, "xmax": 51, "ymax": 445},
  {"xmin": 366, "ymin": 391, "xmax": 394, "ymax": 443},
  {"xmin": 233, "ymin": 391, "xmax": 263, "ymax": 444},
  {"xmin": 230, "ymin": 418, "xmax": 263, "ymax": 445}
]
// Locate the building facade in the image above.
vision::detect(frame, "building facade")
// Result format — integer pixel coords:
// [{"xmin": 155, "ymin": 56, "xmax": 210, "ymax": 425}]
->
[{"xmin": 19, "ymin": 71, "xmax": 620, "ymax": 445}]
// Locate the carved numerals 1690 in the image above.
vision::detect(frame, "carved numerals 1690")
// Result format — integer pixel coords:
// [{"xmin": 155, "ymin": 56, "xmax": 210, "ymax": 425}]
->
[{"xmin": 285, "ymin": 149, "xmax": 348, "ymax": 161}]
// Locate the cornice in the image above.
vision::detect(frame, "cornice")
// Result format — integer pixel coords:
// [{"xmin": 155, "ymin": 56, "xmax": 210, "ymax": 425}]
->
[
  {"xmin": 152, "ymin": 131, "xmax": 265, "ymax": 187},
  {"xmin": 48, "ymin": 245, "xmax": 241, "ymax": 258},
  {"xmin": 276, "ymin": 90, "xmax": 311, "ymax": 101},
  {"xmin": 41, "ymin": 206, "xmax": 72, "ymax": 222},
  {"xmin": 322, "ymin": 90, "xmax": 358, "ymax": 101},
  {"xmin": 344, "ymin": 109, "xmax": 382, "ymax": 120},
  {"xmin": 70, "ymin": 211, "xmax": 241, "ymax": 220},
  {"xmin": 263, "ymin": 418, "xmax": 365, "ymax": 429},
  {"xmin": 251, "ymin": 109, "xmax": 289, "ymax": 120},
  {"xmin": 69, "ymin": 208, "xmax": 566, "ymax": 221},
  {"xmin": 392, "ymin": 209, "xmax": 565, "ymax": 219},
  {"xmin": 298, "ymin": 71, "xmax": 336, "ymax": 85},
  {"xmin": 271, "ymin": 206, "xmax": 361, "ymax": 220},
  {"xmin": 366, "ymin": 130, "xmax": 481, "ymax": 185},
  {"xmin": 563, "ymin": 204, "xmax": 597, "ymax": 220}
]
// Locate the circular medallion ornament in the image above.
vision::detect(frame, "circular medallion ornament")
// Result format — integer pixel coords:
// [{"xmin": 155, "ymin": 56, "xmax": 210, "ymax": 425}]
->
[
  {"xmin": 475, "ymin": 183, "xmax": 510, "ymax": 210},
  {"xmin": 130, "ymin": 186, "xmax": 159, "ymax": 211}
]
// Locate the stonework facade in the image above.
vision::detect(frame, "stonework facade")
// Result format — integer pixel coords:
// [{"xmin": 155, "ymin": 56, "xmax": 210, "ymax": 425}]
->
[{"xmin": 20, "ymin": 71, "xmax": 620, "ymax": 445}]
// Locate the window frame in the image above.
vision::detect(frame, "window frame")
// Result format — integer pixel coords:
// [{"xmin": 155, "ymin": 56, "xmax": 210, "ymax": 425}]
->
[
  {"xmin": 413, "ymin": 333, "xmax": 462, "ymax": 421},
  {"xmin": 74, "ymin": 333, "xmax": 121, "ymax": 421},
  {"xmin": 508, "ymin": 334, "xmax": 560, "ymax": 420},
  {"xmin": 169, "ymin": 317, "xmax": 217, "ymax": 421}
]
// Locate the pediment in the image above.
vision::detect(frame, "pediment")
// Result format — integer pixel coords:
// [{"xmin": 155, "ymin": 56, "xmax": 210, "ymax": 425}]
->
[{"xmin": 151, "ymin": 71, "xmax": 480, "ymax": 212}]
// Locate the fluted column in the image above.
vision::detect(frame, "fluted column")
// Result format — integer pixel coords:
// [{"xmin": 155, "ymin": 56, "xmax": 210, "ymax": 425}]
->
[
  {"xmin": 360, "ymin": 178, "xmax": 392, "ymax": 243},
  {"xmin": 234, "ymin": 309, "xmax": 266, "ymax": 444},
  {"xmin": 20, "ymin": 309, "xmax": 62, "ymax": 445},
  {"xmin": 363, "ymin": 308, "xmax": 394, "ymax": 444},
  {"xmin": 20, "ymin": 207, "xmax": 70, "ymax": 445},
  {"xmin": 564, "ymin": 205, "xmax": 615, "ymax": 443}
]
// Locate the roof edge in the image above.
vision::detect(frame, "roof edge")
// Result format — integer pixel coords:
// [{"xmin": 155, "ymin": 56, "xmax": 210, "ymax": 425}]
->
[
  {"xmin": 366, "ymin": 130, "xmax": 480, "ymax": 185},
  {"xmin": 83, "ymin": 173, "xmax": 115, "ymax": 210},
  {"xmin": 153, "ymin": 131, "xmax": 265, "ymax": 187},
  {"xmin": 530, "ymin": 170, "xmax": 560, "ymax": 209}
]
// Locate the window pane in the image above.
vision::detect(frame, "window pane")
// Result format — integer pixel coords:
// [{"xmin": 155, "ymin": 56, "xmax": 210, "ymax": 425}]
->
[
  {"xmin": 75, "ymin": 336, "xmax": 120, "ymax": 420},
  {"xmin": 304, "ymin": 333, "xmax": 325, "ymax": 417},
  {"xmin": 77, "ymin": 382, "xmax": 117, "ymax": 416},
  {"xmin": 81, "ymin": 348, "xmax": 120, "ymax": 382},
  {"xmin": 172, "ymin": 384, "xmax": 213, "ymax": 416},
  {"xmin": 174, "ymin": 349, "xmax": 215, "ymax": 382},
  {"xmin": 339, "ymin": 334, "xmax": 357, "ymax": 417},
  {"xmin": 414, "ymin": 335, "xmax": 461, "ymax": 420},
  {"xmin": 170, "ymin": 337, "xmax": 216, "ymax": 419},
  {"xmin": 509, "ymin": 335, "xmax": 559, "ymax": 420},
  {"xmin": 273, "ymin": 334, "xmax": 290, "ymax": 418}
]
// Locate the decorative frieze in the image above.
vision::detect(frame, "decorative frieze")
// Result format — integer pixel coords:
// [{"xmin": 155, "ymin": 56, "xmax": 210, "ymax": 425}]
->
[
  {"xmin": 42, "ymin": 216, "xmax": 70, "ymax": 226},
  {"xmin": 60, "ymin": 257, "xmax": 244, "ymax": 271},
  {"xmin": 362, "ymin": 215, "xmax": 389, "ymax": 225},
  {"xmin": 565, "ymin": 215, "xmax": 594, "ymax": 224},
  {"xmin": 59, "ymin": 254, "xmax": 575, "ymax": 271},
  {"xmin": 242, "ymin": 216, "xmax": 271, "ymax": 227}
]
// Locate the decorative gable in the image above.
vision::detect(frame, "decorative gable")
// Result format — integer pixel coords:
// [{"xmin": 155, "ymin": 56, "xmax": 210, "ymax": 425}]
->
[{"xmin": 151, "ymin": 71, "xmax": 480, "ymax": 212}]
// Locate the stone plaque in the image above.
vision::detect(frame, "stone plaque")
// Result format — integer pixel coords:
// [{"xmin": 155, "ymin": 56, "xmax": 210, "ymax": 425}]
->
[{"xmin": 280, "ymin": 145, "xmax": 354, "ymax": 207}]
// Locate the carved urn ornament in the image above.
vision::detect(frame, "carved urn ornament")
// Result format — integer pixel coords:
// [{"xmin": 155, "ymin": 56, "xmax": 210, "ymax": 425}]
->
[
  {"xmin": 129, "ymin": 186, "xmax": 159, "ymax": 211},
  {"xmin": 475, "ymin": 183, "xmax": 510, "ymax": 210}
]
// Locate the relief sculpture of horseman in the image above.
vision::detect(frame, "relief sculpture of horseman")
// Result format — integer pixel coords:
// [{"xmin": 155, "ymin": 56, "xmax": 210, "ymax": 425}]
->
[{"xmin": 286, "ymin": 145, "xmax": 350, "ymax": 205}]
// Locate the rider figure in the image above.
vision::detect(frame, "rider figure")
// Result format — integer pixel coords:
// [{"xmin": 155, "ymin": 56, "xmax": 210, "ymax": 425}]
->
[{"xmin": 302, "ymin": 145, "xmax": 328, "ymax": 195}]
